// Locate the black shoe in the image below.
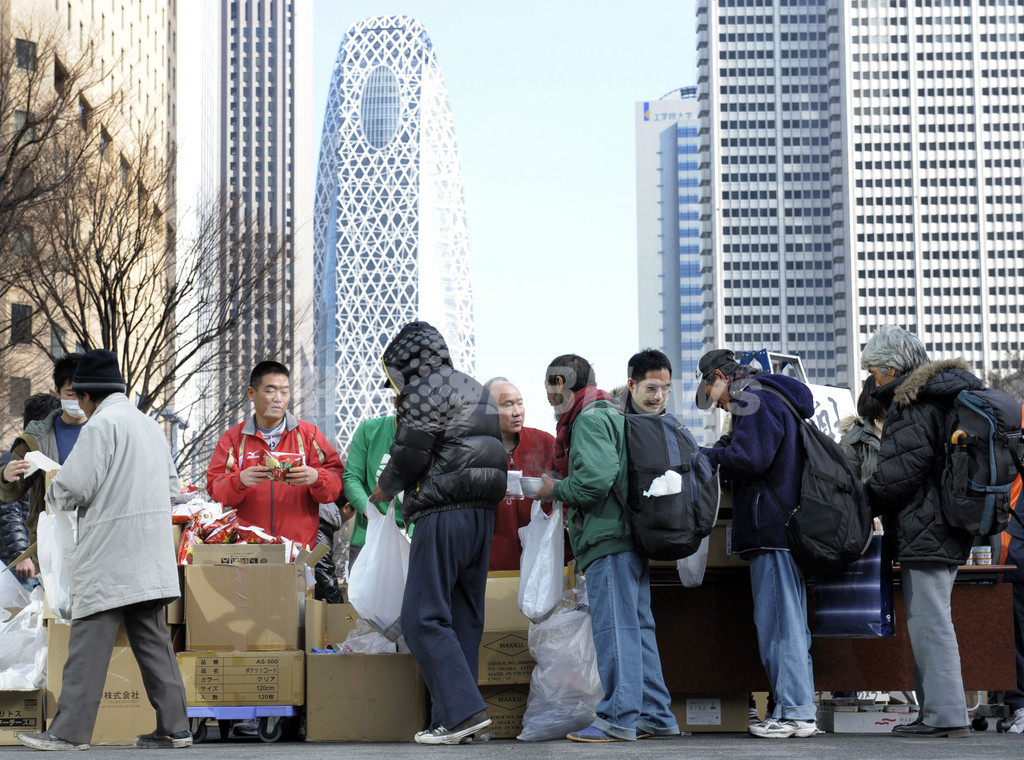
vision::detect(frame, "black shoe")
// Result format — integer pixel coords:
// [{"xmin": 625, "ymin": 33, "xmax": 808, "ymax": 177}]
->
[
  {"xmin": 892, "ymin": 723, "xmax": 970, "ymax": 738},
  {"xmin": 414, "ymin": 710, "xmax": 491, "ymax": 745},
  {"xmin": 135, "ymin": 730, "xmax": 194, "ymax": 748},
  {"xmin": 16, "ymin": 731, "xmax": 89, "ymax": 751}
]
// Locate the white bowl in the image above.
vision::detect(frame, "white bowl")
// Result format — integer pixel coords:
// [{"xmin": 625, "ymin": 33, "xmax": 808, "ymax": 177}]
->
[{"xmin": 520, "ymin": 477, "xmax": 544, "ymax": 498}]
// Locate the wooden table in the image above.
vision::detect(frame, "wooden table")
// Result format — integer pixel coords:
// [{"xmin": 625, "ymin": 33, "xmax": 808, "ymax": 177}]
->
[{"xmin": 651, "ymin": 566, "xmax": 1015, "ymax": 692}]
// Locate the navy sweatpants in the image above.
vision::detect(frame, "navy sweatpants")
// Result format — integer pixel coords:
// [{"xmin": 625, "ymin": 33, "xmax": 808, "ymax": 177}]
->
[{"xmin": 401, "ymin": 508, "xmax": 494, "ymax": 730}]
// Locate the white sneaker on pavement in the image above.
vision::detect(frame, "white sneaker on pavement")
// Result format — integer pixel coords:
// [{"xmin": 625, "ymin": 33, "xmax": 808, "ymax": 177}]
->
[
  {"xmin": 1008, "ymin": 707, "xmax": 1024, "ymax": 734},
  {"xmin": 748, "ymin": 718, "xmax": 821, "ymax": 739}
]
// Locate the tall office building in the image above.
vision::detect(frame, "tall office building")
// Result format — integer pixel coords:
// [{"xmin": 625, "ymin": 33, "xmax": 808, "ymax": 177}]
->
[
  {"xmin": 635, "ymin": 87, "xmax": 704, "ymax": 429},
  {"xmin": 188, "ymin": 0, "xmax": 314, "ymax": 436},
  {"xmin": 697, "ymin": 0, "xmax": 1024, "ymax": 403},
  {"xmin": 314, "ymin": 15, "xmax": 475, "ymax": 453}
]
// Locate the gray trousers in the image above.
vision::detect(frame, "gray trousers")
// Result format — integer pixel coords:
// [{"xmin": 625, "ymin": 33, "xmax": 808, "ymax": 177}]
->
[
  {"xmin": 49, "ymin": 600, "xmax": 188, "ymax": 745},
  {"xmin": 903, "ymin": 562, "xmax": 969, "ymax": 727}
]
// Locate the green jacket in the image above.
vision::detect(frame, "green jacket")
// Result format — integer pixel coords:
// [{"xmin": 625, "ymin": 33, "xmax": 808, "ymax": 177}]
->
[
  {"xmin": 552, "ymin": 400, "xmax": 634, "ymax": 572},
  {"xmin": 342, "ymin": 415, "xmax": 404, "ymax": 547},
  {"xmin": 0, "ymin": 410, "xmax": 62, "ymax": 553}
]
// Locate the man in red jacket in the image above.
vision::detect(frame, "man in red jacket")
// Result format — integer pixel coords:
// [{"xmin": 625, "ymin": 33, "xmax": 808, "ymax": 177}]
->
[
  {"xmin": 485, "ymin": 378, "xmax": 556, "ymax": 571},
  {"xmin": 206, "ymin": 361, "xmax": 343, "ymax": 548}
]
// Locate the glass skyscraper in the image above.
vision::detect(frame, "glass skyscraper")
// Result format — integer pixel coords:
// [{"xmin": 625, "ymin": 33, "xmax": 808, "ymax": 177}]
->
[
  {"xmin": 314, "ymin": 15, "xmax": 475, "ymax": 452},
  {"xmin": 635, "ymin": 87, "xmax": 704, "ymax": 431}
]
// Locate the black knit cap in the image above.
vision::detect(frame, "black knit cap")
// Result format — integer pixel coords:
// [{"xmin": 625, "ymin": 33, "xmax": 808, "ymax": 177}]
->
[
  {"xmin": 695, "ymin": 349, "xmax": 736, "ymax": 410},
  {"xmin": 72, "ymin": 349, "xmax": 127, "ymax": 394}
]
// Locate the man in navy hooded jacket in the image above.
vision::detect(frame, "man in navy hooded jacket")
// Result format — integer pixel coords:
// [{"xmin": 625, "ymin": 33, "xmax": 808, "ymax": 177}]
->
[
  {"xmin": 696, "ymin": 349, "xmax": 821, "ymax": 740},
  {"xmin": 370, "ymin": 321, "xmax": 506, "ymax": 746}
]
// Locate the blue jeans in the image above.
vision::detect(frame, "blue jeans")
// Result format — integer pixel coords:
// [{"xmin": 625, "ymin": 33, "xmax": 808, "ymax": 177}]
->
[
  {"xmin": 401, "ymin": 508, "xmax": 494, "ymax": 731},
  {"xmin": 749, "ymin": 550, "xmax": 816, "ymax": 721},
  {"xmin": 585, "ymin": 550, "xmax": 678, "ymax": 740},
  {"xmin": 1004, "ymin": 536, "xmax": 1024, "ymax": 712}
]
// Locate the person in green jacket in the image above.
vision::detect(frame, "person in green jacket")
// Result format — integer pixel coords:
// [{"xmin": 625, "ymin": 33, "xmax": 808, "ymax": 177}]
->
[
  {"xmin": 341, "ymin": 410, "xmax": 405, "ymax": 570},
  {"xmin": 536, "ymin": 354, "xmax": 678, "ymax": 743}
]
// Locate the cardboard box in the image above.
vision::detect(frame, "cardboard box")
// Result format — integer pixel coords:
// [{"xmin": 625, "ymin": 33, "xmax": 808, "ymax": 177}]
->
[
  {"xmin": 480, "ymin": 684, "xmax": 529, "ymax": 739},
  {"xmin": 191, "ymin": 543, "xmax": 289, "ymax": 565},
  {"xmin": 305, "ymin": 653, "xmax": 427, "ymax": 741},
  {"xmin": 478, "ymin": 574, "xmax": 535, "ymax": 685},
  {"xmin": 669, "ymin": 693, "xmax": 750, "ymax": 733},
  {"xmin": 46, "ymin": 622, "xmax": 155, "ymax": 745},
  {"xmin": 184, "ymin": 563, "xmax": 305, "ymax": 651},
  {"xmin": 706, "ymin": 521, "xmax": 747, "ymax": 569},
  {"xmin": 304, "ymin": 595, "xmax": 427, "ymax": 742},
  {"xmin": 817, "ymin": 707, "xmax": 919, "ymax": 733},
  {"xmin": 176, "ymin": 650, "xmax": 304, "ymax": 706},
  {"xmin": 0, "ymin": 690, "xmax": 45, "ymax": 745},
  {"xmin": 304, "ymin": 599, "xmax": 360, "ymax": 650}
]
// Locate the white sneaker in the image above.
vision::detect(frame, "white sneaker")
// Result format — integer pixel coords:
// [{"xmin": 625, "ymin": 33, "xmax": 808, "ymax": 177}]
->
[
  {"xmin": 749, "ymin": 719, "xmax": 795, "ymax": 738},
  {"xmin": 748, "ymin": 718, "xmax": 821, "ymax": 739},
  {"xmin": 1008, "ymin": 707, "xmax": 1024, "ymax": 734}
]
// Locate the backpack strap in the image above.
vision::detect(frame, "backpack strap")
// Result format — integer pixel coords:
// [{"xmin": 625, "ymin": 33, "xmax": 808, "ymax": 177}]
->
[{"xmin": 1009, "ymin": 451, "xmax": 1024, "ymax": 533}]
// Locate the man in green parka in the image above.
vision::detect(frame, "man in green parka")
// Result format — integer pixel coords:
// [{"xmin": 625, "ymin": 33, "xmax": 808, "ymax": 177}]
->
[{"xmin": 536, "ymin": 353, "xmax": 678, "ymax": 743}]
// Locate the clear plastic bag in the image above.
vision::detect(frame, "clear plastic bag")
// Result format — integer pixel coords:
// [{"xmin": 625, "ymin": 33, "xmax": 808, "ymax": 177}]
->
[
  {"xmin": 337, "ymin": 619, "xmax": 406, "ymax": 654},
  {"xmin": 0, "ymin": 567, "xmax": 30, "ymax": 610},
  {"xmin": 517, "ymin": 606, "xmax": 602, "ymax": 741},
  {"xmin": 676, "ymin": 534, "xmax": 710, "ymax": 588},
  {"xmin": 347, "ymin": 501, "xmax": 409, "ymax": 640},
  {"xmin": 37, "ymin": 506, "xmax": 77, "ymax": 620},
  {"xmin": 517, "ymin": 500, "xmax": 563, "ymax": 622},
  {"xmin": 0, "ymin": 587, "xmax": 47, "ymax": 689}
]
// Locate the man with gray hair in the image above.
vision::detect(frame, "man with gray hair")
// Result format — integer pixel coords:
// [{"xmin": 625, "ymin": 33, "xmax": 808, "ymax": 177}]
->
[
  {"xmin": 484, "ymin": 377, "xmax": 555, "ymax": 571},
  {"xmin": 862, "ymin": 325, "xmax": 975, "ymax": 738}
]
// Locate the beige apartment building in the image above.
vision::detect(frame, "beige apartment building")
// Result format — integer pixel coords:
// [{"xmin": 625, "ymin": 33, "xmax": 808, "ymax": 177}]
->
[{"xmin": 0, "ymin": 0, "xmax": 177, "ymax": 445}]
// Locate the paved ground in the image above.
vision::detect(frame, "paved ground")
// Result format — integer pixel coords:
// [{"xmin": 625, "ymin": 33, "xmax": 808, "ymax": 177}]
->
[{"xmin": 2, "ymin": 730, "xmax": 1020, "ymax": 759}]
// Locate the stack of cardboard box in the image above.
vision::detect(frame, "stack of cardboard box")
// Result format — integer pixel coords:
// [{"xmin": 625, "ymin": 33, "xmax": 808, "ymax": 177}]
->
[
  {"xmin": 175, "ymin": 543, "xmax": 311, "ymax": 725},
  {"xmin": 477, "ymin": 573, "xmax": 538, "ymax": 740}
]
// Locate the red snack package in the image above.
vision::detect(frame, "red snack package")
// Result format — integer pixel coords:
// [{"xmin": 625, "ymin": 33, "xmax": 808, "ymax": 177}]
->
[
  {"xmin": 264, "ymin": 452, "xmax": 304, "ymax": 483},
  {"xmin": 177, "ymin": 525, "xmax": 200, "ymax": 565},
  {"xmin": 197, "ymin": 509, "xmax": 237, "ymax": 543},
  {"xmin": 233, "ymin": 523, "xmax": 284, "ymax": 545}
]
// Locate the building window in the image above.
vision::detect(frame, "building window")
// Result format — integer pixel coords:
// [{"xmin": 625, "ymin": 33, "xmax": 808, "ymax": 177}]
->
[
  {"xmin": 10, "ymin": 304, "xmax": 32, "ymax": 345},
  {"xmin": 15, "ymin": 39, "xmax": 37, "ymax": 70},
  {"xmin": 50, "ymin": 326, "xmax": 66, "ymax": 357},
  {"xmin": 8, "ymin": 377, "xmax": 31, "ymax": 416}
]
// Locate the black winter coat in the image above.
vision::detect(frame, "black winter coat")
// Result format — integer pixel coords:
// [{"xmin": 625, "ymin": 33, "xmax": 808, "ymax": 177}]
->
[
  {"xmin": 0, "ymin": 451, "xmax": 31, "ymax": 566},
  {"xmin": 866, "ymin": 358, "xmax": 976, "ymax": 565},
  {"xmin": 377, "ymin": 321, "xmax": 507, "ymax": 525}
]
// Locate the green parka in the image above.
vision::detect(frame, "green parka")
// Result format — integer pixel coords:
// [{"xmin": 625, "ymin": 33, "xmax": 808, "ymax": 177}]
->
[{"xmin": 553, "ymin": 400, "xmax": 634, "ymax": 572}]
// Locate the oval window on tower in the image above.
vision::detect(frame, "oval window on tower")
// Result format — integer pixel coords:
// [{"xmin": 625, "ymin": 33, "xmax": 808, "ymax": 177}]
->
[{"xmin": 360, "ymin": 66, "xmax": 400, "ymax": 149}]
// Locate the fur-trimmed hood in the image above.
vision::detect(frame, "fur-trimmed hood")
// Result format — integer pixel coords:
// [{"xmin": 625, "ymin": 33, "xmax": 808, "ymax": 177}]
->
[{"xmin": 892, "ymin": 357, "xmax": 981, "ymax": 408}]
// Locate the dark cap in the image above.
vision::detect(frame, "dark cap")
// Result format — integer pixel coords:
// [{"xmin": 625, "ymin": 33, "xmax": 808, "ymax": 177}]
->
[
  {"xmin": 694, "ymin": 349, "xmax": 735, "ymax": 410},
  {"xmin": 72, "ymin": 349, "xmax": 127, "ymax": 394}
]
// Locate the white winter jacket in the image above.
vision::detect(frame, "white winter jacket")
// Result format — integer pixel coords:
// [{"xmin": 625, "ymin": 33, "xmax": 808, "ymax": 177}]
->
[{"xmin": 46, "ymin": 393, "xmax": 180, "ymax": 618}]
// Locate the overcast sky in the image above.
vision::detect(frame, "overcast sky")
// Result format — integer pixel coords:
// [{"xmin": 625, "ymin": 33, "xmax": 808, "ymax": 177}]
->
[{"xmin": 313, "ymin": 0, "xmax": 697, "ymax": 432}]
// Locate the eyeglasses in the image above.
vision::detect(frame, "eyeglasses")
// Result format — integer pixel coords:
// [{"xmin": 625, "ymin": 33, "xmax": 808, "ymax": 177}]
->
[{"xmin": 639, "ymin": 383, "xmax": 672, "ymax": 396}]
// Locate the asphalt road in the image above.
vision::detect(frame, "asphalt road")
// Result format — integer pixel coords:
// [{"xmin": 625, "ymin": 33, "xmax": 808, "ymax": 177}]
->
[{"xmin": 1, "ymin": 731, "xmax": 1019, "ymax": 759}]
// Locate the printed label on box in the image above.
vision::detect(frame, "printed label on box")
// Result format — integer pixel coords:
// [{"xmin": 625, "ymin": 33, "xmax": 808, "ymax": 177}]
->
[{"xmin": 686, "ymin": 697, "xmax": 723, "ymax": 726}]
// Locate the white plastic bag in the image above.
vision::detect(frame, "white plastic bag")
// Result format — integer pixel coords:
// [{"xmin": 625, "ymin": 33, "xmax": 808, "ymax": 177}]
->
[
  {"xmin": 0, "ymin": 587, "xmax": 47, "ymax": 689},
  {"xmin": 347, "ymin": 501, "xmax": 409, "ymax": 640},
  {"xmin": 37, "ymin": 506, "xmax": 77, "ymax": 620},
  {"xmin": 517, "ymin": 606, "xmax": 603, "ymax": 741},
  {"xmin": 676, "ymin": 534, "xmax": 710, "ymax": 588},
  {"xmin": 518, "ymin": 500, "xmax": 563, "ymax": 622},
  {"xmin": 337, "ymin": 619, "xmax": 405, "ymax": 654},
  {"xmin": 0, "ymin": 566, "xmax": 31, "ymax": 610}
]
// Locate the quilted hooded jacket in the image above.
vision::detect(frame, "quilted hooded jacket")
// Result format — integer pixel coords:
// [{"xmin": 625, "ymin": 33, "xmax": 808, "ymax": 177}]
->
[
  {"xmin": 866, "ymin": 358, "xmax": 977, "ymax": 565},
  {"xmin": 376, "ymin": 321, "xmax": 506, "ymax": 525}
]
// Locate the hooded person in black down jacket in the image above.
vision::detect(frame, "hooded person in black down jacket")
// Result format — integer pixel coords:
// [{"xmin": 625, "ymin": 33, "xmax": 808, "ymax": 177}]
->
[
  {"xmin": 863, "ymin": 325, "xmax": 974, "ymax": 738},
  {"xmin": 370, "ymin": 321, "xmax": 506, "ymax": 745}
]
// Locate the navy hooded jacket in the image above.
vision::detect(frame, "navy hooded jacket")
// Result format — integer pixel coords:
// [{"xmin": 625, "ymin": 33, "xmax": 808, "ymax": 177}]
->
[{"xmin": 701, "ymin": 373, "xmax": 814, "ymax": 555}]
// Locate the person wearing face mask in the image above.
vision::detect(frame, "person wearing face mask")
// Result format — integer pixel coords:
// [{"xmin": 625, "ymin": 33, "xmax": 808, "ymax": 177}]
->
[{"xmin": 0, "ymin": 353, "xmax": 85, "ymax": 585}]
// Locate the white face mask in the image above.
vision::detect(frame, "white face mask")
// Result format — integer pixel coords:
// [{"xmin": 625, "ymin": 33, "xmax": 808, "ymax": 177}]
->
[{"xmin": 61, "ymin": 399, "xmax": 86, "ymax": 419}]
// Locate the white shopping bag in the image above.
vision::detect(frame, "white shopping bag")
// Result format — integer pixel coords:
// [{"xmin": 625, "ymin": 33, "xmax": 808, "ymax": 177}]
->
[
  {"xmin": 676, "ymin": 534, "xmax": 710, "ymax": 588},
  {"xmin": 518, "ymin": 500, "xmax": 563, "ymax": 622},
  {"xmin": 36, "ymin": 505, "xmax": 77, "ymax": 620},
  {"xmin": 347, "ymin": 501, "xmax": 409, "ymax": 640}
]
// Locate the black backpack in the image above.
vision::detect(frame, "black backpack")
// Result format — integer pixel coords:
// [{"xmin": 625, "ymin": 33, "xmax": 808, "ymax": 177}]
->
[
  {"xmin": 940, "ymin": 388, "xmax": 1024, "ymax": 536},
  {"xmin": 612, "ymin": 411, "xmax": 720, "ymax": 561},
  {"xmin": 762, "ymin": 387, "xmax": 873, "ymax": 576}
]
